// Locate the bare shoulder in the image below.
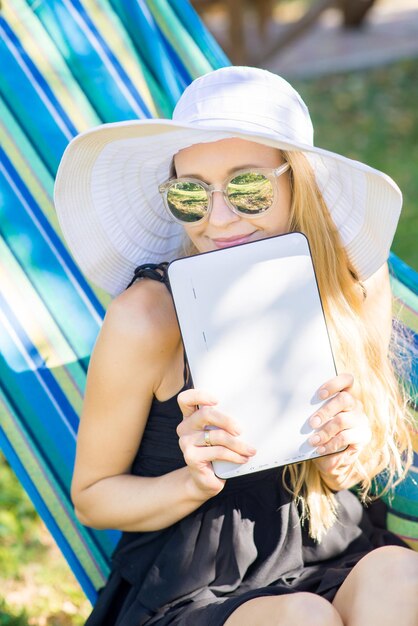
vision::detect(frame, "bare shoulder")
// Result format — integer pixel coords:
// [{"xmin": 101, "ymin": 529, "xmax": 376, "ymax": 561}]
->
[
  {"xmin": 362, "ymin": 262, "xmax": 391, "ymax": 315},
  {"xmin": 363, "ymin": 262, "xmax": 390, "ymax": 299},
  {"xmin": 88, "ymin": 278, "xmax": 182, "ymax": 400},
  {"xmin": 362, "ymin": 262, "xmax": 392, "ymax": 349},
  {"xmin": 103, "ymin": 278, "xmax": 180, "ymax": 355}
]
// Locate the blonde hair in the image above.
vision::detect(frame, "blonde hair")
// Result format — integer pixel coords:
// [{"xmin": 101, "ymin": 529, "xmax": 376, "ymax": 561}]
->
[
  {"xmin": 178, "ymin": 149, "xmax": 414, "ymax": 541},
  {"xmin": 281, "ymin": 150, "xmax": 413, "ymax": 541}
]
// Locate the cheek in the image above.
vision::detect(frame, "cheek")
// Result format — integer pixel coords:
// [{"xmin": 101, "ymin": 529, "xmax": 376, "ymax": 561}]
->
[
  {"xmin": 258, "ymin": 200, "xmax": 291, "ymax": 234},
  {"xmin": 183, "ymin": 225, "xmax": 206, "ymax": 250},
  {"xmin": 183, "ymin": 225, "xmax": 198, "ymax": 241},
  {"xmin": 271, "ymin": 184, "xmax": 292, "ymax": 230}
]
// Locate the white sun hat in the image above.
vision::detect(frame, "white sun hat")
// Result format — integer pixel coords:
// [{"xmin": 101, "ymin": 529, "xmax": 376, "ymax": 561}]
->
[{"xmin": 54, "ymin": 65, "xmax": 402, "ymax": 296}]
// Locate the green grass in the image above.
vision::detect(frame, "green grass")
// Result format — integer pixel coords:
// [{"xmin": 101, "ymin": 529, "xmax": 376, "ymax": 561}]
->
[
  {"xmin": 0, "ymin": 456, "xmax": 90, "ymax": 626},
  {"xmin": 293, "ymin": 58, "xmax": 418, "ymax": 270}
]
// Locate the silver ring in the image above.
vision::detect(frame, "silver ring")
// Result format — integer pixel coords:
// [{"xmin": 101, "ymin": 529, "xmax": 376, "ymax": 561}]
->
[{"xmin": 204, "ymin": 428, "xmax": 212, "ymax": 447}]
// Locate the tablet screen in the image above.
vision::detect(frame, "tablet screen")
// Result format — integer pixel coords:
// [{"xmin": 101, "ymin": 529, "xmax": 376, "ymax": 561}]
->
[{"xmin": 168, "ymin": 232, "xmax": 337, "ymax": 479}]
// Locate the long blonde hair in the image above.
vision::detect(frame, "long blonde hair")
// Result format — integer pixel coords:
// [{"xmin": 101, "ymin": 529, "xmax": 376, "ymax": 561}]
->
[
  {"xmin": 281, "ymin": 150, "xmax": 413, "ymax": 541},
  {"xmin": 178, "ymin": 149, "xmax": 414, "ymax": 541}
]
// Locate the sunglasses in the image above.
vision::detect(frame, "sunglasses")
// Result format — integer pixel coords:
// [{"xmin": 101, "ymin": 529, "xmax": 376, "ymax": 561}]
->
[{"xmin": 158, "ymin": 163, "xmax": 290, "ymax": 225}]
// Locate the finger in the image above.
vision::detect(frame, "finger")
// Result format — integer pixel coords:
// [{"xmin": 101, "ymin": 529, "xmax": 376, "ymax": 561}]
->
[
  {"xmin": 309, "ymin": 409, "xmax": 366, "ymax": 446},
  {"xmin": 316, "ymin": 373, "xmax": 354, "ymax": 400},
  {"xmin": 195, "ymin": 429, "xmax": 256, "ymax": 457},
  {"xmin": 313, "ymin": 423, "xmax": 371, "ymax": 457},
  {"xmin": 309, "ymin": 391, "xmax": 357, "ymax": 428},
  {"xmin": 177, "ymin": 388, "xmax": 218, "ymax": 418},
  {"xmin": 177, "ymin": 406, "xmax": 241, "ymax": 437},
  {"xmin": 183, "ymin": 444, "xmax": 251, "ymax": 467},
  {"xmin": 309, "ymin": 400, "xmax": 367, "ymax": 438}
]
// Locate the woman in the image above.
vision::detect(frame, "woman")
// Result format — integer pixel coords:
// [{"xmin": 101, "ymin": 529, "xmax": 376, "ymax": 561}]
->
[{"xmin": 54, "ymin": 66, "xmax": 418, "ymax": 625}]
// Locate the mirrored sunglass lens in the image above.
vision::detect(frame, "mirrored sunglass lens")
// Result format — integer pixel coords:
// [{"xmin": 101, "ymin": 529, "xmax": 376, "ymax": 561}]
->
[
  {"xmin": 166, "ymin": 182, "xmax": 209, "ymax": 222},
  {"xmin": 227, "ymin": 173, "xmax": 273, "ymax": 214}
]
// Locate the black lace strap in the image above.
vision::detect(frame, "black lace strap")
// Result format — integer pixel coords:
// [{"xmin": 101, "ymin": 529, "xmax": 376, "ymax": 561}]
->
[{"xmin": 126, "ymin": 262, "xmax": 171, "ymax": 291}]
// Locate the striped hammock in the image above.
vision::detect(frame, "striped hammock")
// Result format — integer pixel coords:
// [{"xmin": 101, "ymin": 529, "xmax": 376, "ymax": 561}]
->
[{"xmin": 0, "ymin": 0, "xmax": 416, "ymax": 605}]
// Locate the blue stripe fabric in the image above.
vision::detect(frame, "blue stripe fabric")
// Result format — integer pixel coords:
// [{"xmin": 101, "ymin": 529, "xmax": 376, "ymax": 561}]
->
[
  {"xmin": 390, "ymin": 252, "xmax": 418, "ymax": 296},
  {"xmin": 0, "ymin": 20, "xmax": 75, "ymax": 174},
  {"xmin": 0, "ymin": 148, "xmax": 104, "ymax": 353},
  {"xmin": 27, "ymin": 0, "xmax": 154, "ymax": 122},
  {"xmin": 170, "ymin": 0, "xmax": 230, "ymax": 68},
  {"xmin": 110, "ymin": 0, "xmax": 186, "ymax": 105}
]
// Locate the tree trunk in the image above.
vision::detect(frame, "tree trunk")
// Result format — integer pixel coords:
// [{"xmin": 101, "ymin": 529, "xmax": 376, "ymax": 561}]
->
[{"xmin": 337, "ymin": 0, "xmax": 377, "ymax": 28}]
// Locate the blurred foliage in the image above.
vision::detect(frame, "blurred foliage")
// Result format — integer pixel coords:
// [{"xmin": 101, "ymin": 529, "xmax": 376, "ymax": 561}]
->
[
  {"xmin": 0, "ymin": 599, "xmax": 28, "ymax": 626},
  {"xmin": 0, "ymin": 456, "xmax": 90, "ymax": 626},
  {"xmin": 294, "ymin": 58, "xmax": 418, "ymax": 270},
  {"xmin": 0, "ymin": 455, "xmax": 45, "ymax": 580}
]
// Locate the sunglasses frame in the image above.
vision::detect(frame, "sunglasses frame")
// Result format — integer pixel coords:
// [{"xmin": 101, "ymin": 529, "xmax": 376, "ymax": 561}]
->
[{"xmin": 158, "ymin": 162, "xmax": 290, "ymax": 225}]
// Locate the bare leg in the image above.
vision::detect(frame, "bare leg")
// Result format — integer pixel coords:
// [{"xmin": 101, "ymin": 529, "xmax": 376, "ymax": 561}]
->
[
  {"xmin": 333, "ymin": 545, "xmax": 418, "ymax": 626},
  {"xmin": 224, "ymin": 592, "xmax": 344, "ymax": 626}
]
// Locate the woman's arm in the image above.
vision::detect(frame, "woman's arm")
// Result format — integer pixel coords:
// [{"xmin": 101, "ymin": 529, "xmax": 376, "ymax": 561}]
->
[{"xmin": 71, "ymin": 281, "xmax": 218, "ymax": 531}]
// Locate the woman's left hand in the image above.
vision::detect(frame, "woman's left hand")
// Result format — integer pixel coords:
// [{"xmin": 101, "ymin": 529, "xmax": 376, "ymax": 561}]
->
[{"xmin": 309, "ymin": 373, "xmax": 372, "ymax": 484}]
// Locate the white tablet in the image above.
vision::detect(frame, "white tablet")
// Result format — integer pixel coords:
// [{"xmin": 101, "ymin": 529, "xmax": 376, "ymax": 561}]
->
[{"xmin": 167, "ymin": 232, "xmax": 338, "ymax": 479}]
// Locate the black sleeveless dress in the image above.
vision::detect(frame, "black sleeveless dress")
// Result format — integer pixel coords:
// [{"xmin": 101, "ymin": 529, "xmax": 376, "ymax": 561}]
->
[{"xmin": 85, "ymin": 265, "xmax": 406, "ymax": 626}]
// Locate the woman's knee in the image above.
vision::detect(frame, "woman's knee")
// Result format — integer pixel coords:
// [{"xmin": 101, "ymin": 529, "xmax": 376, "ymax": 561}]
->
[
  {"xmin": 225, "ymin": 592, "xmax": 343, "ymax": 626},
  {"xmin": 283, "ymin": 593, "xmax": 343, "ymax": 626},
  {"xmin": 353, "ymin": 545, "xmax": 418, "ymax": 590},
  {"xmin": 333, "ymin": 546, "xmax": 418, "ymax": 622}
]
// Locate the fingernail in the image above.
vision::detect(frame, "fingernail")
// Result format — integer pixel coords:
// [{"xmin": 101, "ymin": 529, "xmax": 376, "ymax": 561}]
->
[
  {"xmin": 319, "ymin": 389, "xmax": 329, "ymax": 400},
  {"xmin": 317, "ymin": 446, "xmax": 326, "ymax": 455},
  {"xmin": 310, "ymin": 415, "xmax": 321, "ymax": 428},
  {"xmin": 233, "ymin": 425, "xmax": 242, "ymax": 435},
  {"xmin": 309, "ymin": 434, "xmax": 321, "ymax": 446},
  {"xmin": 247, "ymin": 446, "xmax": 257, "ymax": 455}
]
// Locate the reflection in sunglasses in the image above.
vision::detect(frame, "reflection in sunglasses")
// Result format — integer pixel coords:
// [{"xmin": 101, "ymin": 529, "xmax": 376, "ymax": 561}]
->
[{"xmin": 167, "ymin": 174, "xmax": 275, "ymax": 222}]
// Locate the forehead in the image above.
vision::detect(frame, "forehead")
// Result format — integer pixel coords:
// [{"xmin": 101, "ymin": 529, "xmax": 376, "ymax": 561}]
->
[{"xmin": 174, "ymin": 138, "xmax": 282, "ymax": 176}]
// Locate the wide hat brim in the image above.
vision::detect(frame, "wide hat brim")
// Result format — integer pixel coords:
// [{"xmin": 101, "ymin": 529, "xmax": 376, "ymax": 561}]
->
[{"xmin": 54, "ymin": 118, "xmax": 402, "ymax": 296}]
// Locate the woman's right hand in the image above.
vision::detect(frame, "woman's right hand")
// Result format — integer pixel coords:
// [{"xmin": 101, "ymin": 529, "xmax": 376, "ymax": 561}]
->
[{"xmin": 177, "ymin": 389, "xmax": 256, "ymax": 500}]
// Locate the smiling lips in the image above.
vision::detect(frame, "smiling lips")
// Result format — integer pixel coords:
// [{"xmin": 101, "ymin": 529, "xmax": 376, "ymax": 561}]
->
[{"xmin": 211, "ymin": 232, "xmax": 257, "ymax": 249}]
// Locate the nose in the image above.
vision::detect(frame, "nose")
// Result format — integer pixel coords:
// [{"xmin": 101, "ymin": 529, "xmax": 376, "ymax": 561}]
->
[{"xmin": 208, "ymin": 190, "xmax": 240, "ymax": 227}]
